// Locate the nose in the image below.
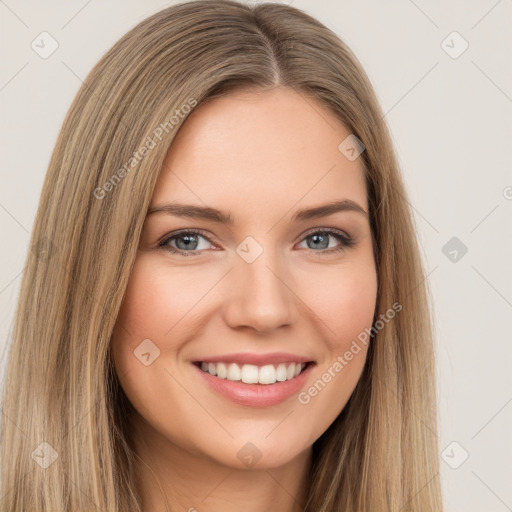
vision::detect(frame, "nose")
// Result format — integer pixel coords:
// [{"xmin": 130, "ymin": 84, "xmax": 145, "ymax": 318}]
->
[{"xmin": 222, "ymin": 246, "xmax": 298, "ymax": 334}]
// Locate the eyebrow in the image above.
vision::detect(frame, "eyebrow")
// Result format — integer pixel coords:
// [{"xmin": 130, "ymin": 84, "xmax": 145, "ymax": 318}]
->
[{"xmin": 146, "ymin": 199, "xmax": 368, "ymax": 224}]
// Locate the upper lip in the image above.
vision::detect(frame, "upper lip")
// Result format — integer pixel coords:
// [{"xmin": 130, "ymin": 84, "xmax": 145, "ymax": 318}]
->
[{"xmin": 192, "ymin": 352, "xmax": 315, "ymax": 366}]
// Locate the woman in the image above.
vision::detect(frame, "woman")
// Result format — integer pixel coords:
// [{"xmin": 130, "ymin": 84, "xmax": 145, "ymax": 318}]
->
[{"xmin": 0, "ymin": 1, "xmax": 443, "ymax": 510}]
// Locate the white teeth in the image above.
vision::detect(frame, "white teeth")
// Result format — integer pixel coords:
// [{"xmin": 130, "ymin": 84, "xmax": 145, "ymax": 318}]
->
[
  {"xmin": 226, "ymin": 363, "xmax": 241, "ymax": 381},
  {"xmin": 241, "ymin": 364, "xmax": 259, "ymax": 384},
  {"xmin": 259, "ymin": 364, "xmax": 277, "ymax": 385},
  {"xmin": 276, "ymin": 363, "xmax": 287, "ymax": 381},
  {"xmin": 216, "ymin": 362, "xmax": 227, "ymax": 379},
  {"xmin": 198, "ymin": 361, "xmax": 308, "ymax": 384}
]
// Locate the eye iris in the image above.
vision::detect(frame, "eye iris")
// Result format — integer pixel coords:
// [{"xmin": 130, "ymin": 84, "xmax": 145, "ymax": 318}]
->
[
  {"xmin": 176, "ymin": 234, "xmax": 198, "ymax": 250},
  {"xmin": 308, "ymin": 232, "xmax": 329, "ymax": 250}
]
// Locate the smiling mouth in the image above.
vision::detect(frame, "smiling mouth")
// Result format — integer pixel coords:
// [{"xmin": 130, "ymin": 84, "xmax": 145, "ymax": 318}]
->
[{"xmin": 193, "ymin": 361, "xmax": 313, "ymax": 385}]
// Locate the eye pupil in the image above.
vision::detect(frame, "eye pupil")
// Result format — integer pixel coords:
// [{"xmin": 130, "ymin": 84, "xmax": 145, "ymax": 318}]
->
[
  {"xmin": 308, "ymin": 232, "xmax": 329, "ymax": 250},
  {"xmin": 176, "ymin": 234, "xmax": 198, "ymax": 250}
]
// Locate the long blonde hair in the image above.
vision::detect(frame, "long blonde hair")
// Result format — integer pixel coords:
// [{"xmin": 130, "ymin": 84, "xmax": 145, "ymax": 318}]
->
[{"xmin": 0, "ymin": 1, "xmax": 443, "ymax": 510}]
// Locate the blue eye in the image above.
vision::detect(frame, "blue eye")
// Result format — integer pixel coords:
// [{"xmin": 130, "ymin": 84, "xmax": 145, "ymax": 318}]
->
[
  {"xmin": 158, "ymin": 228, "xmax": 354, "ymax": 257},
  {"xmin": 159, "ymin": 229, "xmax": 212, "ymax": 255},
  {"xmin": 298, "ymin": 229, "xmax": 355, "ymax": 254}
]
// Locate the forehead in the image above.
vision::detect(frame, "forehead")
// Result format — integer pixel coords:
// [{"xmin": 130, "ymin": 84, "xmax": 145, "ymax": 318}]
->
[{"xmin": 151, "ymin": 87, "xmax": 368, "ymax": 219}]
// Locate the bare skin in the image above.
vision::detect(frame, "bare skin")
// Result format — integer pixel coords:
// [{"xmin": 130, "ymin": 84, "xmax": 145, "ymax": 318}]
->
[{"xmin": 111, "ymin": 86, "xmax": 378, "ymax": 512}]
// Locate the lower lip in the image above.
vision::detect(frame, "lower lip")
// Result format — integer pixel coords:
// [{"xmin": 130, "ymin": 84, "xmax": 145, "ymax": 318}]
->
[{"xmin": 192, "ymin": 363, "xmax": 315, "ymax": 407}]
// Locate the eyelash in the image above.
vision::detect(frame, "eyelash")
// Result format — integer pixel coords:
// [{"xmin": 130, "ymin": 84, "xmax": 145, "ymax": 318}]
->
[{"xmin": 158, "ymin": 228, "xmax": 355, "ymax": 257}]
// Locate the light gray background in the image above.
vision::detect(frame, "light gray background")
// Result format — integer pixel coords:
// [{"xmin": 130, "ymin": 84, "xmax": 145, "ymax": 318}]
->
[{"xmin": 1, "ymin": 1, "xmax": 511, "ymax": 510}]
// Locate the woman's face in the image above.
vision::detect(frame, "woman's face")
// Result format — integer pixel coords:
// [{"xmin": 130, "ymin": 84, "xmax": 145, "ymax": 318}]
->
[{"xmin": 111, "ymin": 86, "xmax": 377, "ymax": 470}]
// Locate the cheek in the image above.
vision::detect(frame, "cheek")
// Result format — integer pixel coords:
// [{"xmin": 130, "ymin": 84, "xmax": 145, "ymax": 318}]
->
[
  {"xmin": 111, "ymin": 258, "xmax": 182, "ymax": 382},
  {"xmin": 110, "ymin": 258, "xmax": 204, "ymax": 436},
  {"xmin": 299, "ymin": 259, "xmax": 378, "ymax": 352},
  {"xmin": 113, "ymin": 256, "xmax": 207, "ymax": 346},
  {"xmin": 293, "ymin": 259, "xmax": 377, "ymax": 416},
  {"xmin": 335, "ymin": 272, "xmax": 377, "ymax": 347},
  {"xmin": 111, "ymin": 255, "xmax": 229, "ymax": 404}
]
